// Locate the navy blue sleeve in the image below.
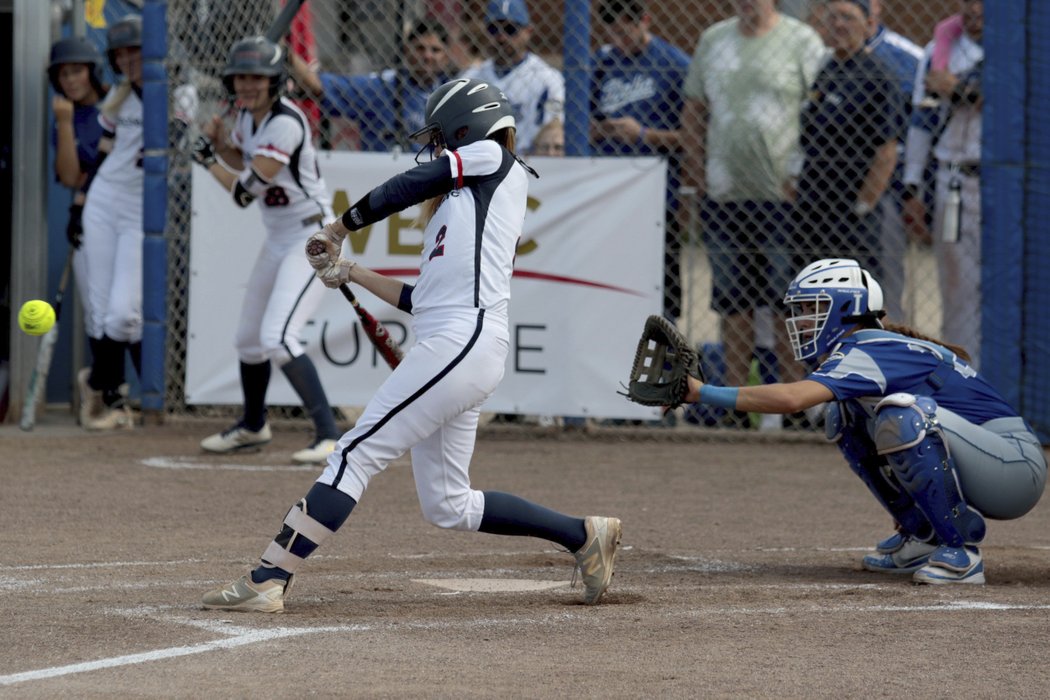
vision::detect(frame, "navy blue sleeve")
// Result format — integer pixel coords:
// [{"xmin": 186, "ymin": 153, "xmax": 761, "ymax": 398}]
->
[{"xmin": 341, "ymin": 157, "xmax": 454, "ymax": 230}]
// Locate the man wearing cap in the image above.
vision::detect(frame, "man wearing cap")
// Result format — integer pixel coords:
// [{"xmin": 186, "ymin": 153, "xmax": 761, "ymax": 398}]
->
[
  {"xmin": 791, "ymin": 0, "xmax": 905, "ymax": 288},
  {"xmin": 460, "ymin": 0, "xmax": 564, "ymax": 152}
]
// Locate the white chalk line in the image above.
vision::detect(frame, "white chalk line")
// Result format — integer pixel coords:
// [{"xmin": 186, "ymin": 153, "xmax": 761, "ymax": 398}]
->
[{"xmin": 0, "ymin": 624, "xmax": 364, "ymax": 687}]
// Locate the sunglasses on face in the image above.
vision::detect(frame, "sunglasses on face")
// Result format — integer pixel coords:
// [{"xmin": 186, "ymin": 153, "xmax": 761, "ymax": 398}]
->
[{"xmin": 486, "ymin": 22, "xmax": 522, "ymax": 36}]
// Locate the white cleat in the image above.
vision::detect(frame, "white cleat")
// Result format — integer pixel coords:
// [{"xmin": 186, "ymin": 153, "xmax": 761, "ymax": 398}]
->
[
  {"xmin": 202, "ymin": 575, "xmax": 287, "ymax": 613},
  {"xmin": 292, "ymin": 438, "xmax": 339, "ymax": 465},
  {"xmin": 201, "ymin": 422, "xmax": 272, "ymax": 453},
  {"xmin": 573, "ymin": 516, "xmax": 622, "ymax": 604}
]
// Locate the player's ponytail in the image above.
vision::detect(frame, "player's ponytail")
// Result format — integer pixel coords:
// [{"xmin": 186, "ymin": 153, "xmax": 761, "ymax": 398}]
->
[
  {"xmin": 101, "ymin": 79, "xmax": 132, "ymax": 122},
  {"xmin": 878, "ymin": 321, "xmax": 973, "ymax": 363}
]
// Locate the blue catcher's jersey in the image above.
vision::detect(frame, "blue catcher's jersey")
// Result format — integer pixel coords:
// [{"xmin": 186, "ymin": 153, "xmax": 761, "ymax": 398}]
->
[{"xmin": 807, "ymin": 329, "xmax": 1017, "ymax": 425}]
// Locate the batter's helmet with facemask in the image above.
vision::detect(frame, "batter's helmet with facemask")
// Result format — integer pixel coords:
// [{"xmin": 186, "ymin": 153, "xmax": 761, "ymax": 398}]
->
[{"xmin": 409, "ymin": 78, "xmax": 516, "ymax": 151}]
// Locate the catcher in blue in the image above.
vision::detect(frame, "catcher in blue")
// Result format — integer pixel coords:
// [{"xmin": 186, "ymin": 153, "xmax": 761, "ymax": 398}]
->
[
  {"xmin": 202, "ymin": 78, "xmax": 621, "ymax": 612},
  {"xmin": 628, "ymin": 258, "xmax": 1046, "ymax": 584}
]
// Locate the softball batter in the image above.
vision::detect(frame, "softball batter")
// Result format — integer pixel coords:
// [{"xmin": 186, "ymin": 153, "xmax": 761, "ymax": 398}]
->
[
  {"xmin": 193, "ymin": 36, "xmax": 340, "ymax": 465},
  {"xmin": 682, "ymin": 258, "xmax": 1046, "ymax": 584},
  {"xmin": 203, "ymin": 78, "xmax": 621, "ymax": 612},
  {"xmin": 77, "ymin": 15, "xmax": 146, "ymax": 430}
]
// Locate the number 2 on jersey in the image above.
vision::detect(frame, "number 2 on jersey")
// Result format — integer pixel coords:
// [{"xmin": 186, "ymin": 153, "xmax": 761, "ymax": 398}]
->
[{"xmin": 428, "ymin": 225, "xmax": 447, "ymax": 261}]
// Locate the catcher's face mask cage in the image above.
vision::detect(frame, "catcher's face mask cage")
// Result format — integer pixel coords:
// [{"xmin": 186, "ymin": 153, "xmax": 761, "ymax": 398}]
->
[
  {"xmin": 785, "ymin": 292, "xmax": 837, "ymax": 361},
  {"xmin": 783, "ymin": 258, "xmax": 884, "ymax": 361}
]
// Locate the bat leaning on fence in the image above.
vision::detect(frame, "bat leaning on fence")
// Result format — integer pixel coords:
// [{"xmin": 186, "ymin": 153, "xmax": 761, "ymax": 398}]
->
[{"xmin": 20, "ymin": 249, "xmax": 75, "ymax": 431}]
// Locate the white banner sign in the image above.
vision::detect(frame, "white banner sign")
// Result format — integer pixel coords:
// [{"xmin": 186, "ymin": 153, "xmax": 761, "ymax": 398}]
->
[{"xmin": 187, "ymin": 152, "xmax": 666, "ymax": 419}]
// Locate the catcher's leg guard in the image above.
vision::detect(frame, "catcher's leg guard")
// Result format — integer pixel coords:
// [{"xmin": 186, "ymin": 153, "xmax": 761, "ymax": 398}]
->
[
  {"xmin": 825, "ymin": 402, "xmax": 933, "ymax": 540},
  {"xmin": 873, "ymin": 393, "xmax": 986, "ymax": 548},
  {"xmin": 255, "ymin": 483, "xmax": 356, "ymax": 583}
]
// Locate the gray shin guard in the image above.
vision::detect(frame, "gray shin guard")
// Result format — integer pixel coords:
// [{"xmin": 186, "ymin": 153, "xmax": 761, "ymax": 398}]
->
[
  {"xmin": 826, "ymin": 402, "xmax": 932, "ymax": 539},
  {"xmin": 873, "ymin": 394, "xmax": 986, "ymax": 547}
]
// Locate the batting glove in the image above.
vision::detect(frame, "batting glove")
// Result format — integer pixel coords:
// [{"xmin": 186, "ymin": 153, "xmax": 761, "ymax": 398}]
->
[
  {"xmin": 66, "ymin": 203, "xmax": 84, "ymax": 249},
  {"xmin": 317, "ymin": 258, "xmax": 356, "ymax": 289},
  {"xmin": 191, "ymin": 134, "xmax": 216, "ymax": 168},
  {"xmin": 306, "ymin": 224, "xmax": 345, "ymax": 271}
]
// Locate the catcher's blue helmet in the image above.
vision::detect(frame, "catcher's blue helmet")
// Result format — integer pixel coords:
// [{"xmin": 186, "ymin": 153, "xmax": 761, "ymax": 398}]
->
[{"xmin": 783, "ymin": 258, "xmax": 885, "ymax": 361}]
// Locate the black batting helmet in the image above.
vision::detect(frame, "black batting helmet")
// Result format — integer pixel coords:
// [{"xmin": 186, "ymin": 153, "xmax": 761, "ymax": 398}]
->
[
  {"xmin": 222, "ymin": 36, "xmax": 286, "ymax": 98},
  {"xmin": 48, "ymin": 36, "xmax": 105, "ymax": 95},
  {"xmin": 409, "ymin": 78, "xmax": 515, "ymax": 151},
  {"xmin": 106, "ymin": 14, "xmax": 142, "ymax": 74}
]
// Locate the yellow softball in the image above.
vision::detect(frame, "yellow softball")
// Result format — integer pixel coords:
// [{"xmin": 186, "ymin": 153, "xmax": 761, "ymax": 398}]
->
[{"xmin": 18, "ymin": 300, "xmax": 56, "ymax": 336}]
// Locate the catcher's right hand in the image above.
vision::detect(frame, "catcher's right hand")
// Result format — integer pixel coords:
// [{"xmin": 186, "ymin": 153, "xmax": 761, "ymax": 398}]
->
[{"xmin": 620, "ymin": 315, "xmax": 704, "ymax": 409}]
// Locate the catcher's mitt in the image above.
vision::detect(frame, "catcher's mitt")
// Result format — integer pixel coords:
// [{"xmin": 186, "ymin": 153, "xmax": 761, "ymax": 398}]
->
[{"xmin": 621, "ymin": 315, "xmax": 704, "ymax": 409}]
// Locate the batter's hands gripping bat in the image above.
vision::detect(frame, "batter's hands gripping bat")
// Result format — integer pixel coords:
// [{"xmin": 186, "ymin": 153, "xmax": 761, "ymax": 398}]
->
[
  {"xmin": 20, "ymin": 249, "xmax": 75, "ymax": 431},
  {"xmin": 338, "ymin": 284, "xmax": 404, "ymax": 370}
]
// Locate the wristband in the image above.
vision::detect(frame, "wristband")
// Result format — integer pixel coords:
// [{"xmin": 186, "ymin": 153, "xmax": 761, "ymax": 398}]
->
[{"xmin": 698, "ymin": 384, "xmax": 739, "ymax": 409}]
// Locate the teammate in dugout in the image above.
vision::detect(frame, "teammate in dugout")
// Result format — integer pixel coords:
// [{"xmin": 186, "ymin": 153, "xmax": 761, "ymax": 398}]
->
[
  {"xmin": 202, "ymin": 78, "xmax": 621, "ymax": 612},
  {"xmin": 47, "ymin": 35, "xmax": 110, "ymax": 403},
  {"xmin": 75, "ymin": 16, "xmax": 147, "ymax": 431},
  {"xmin": 681, "ymin": 258, "xmax": 1046, "ymax": 584},
  {"xmin": 191, "ymin": 36, "xmax": 341, "ymax": 465}
]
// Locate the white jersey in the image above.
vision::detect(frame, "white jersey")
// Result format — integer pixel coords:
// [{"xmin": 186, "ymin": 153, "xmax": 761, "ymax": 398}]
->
[
  {"xmin": 94, "ymin": 86, "xmax": 144, "ymax": 198},
  {"xmin": 411, "ymin": 140, "xmax": 527, "ymax": 318},
  {"xmin": 461, "ymin": 54, "xmax": 564, "ymax": 152},
  {"xmin": 904, "ymin": 35, "xmax": 984, "ymax": 183},
  {"xmin": 230, "ymin": 97, "xmax": 332, "ymax": 233}
]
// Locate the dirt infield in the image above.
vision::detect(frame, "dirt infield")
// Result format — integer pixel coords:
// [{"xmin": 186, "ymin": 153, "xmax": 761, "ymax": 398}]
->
[{"xmin": 3, "ymin": 414, "xmax": 1050, "ymax": 698}]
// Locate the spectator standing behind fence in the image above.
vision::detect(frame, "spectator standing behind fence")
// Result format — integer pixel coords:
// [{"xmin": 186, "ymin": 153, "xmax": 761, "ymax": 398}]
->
[
  {"xmin": 460, "ymin": 0, "xmax": 564, "ymax": 154},
  {"xmin": 902, "ymin": 1, "xmax": 984, "ymax": 368},
  {"xmin": 75, "ymin": 16, "xmax": 148, "ymax": 431},
  {"xmin": 191, "ymin": 36, "xmax": 342, "ymax": 465},
  {"xmin": 590, "ymin": 0, "xmax": 690, "ymax": 322},
  {"xmin": 288, "ymin": 18, "xmax": 455, "ymax": 152},
  {"xmin": 48, "ymin": 36, "xmax": 109, "ymax": 390},
  {"xmin": 792, "ymin": 0, "xmax": 904, "ymax": 292},
  {"xmin": 681, "ymin": 0, "xmax": 824, "ymax": 428},
  {"xmin": 865, "ymin": 0, "xmax": 923, "ymax": 324}
]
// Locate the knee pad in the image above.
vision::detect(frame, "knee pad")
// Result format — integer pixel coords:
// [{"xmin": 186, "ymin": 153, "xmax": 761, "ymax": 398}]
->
[
  {"xmin": 829, "ymin": 401, "xmax": 932, "ymax": 539},
  {"xmin": 873, "ymin": 394, "xmax": 985, "ymax": 547}
]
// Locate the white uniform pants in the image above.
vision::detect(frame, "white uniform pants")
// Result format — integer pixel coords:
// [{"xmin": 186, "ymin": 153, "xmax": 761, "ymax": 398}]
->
[
  {"xmin": 80, "ymin": 184, "xmax": 142, "ymax": 342},
  {"xmin": 318, "ymin": 308, "xmax": 508, "ymax": 532},
  {"xmin": 235, "ymin": 227, "xmax": 327, "ymax": 366}
]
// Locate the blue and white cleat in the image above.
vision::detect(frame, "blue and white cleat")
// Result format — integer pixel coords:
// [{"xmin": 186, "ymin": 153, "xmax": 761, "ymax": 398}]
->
[
  {"xmin": 863, "ymin": 536, "xmax": 937, "ymax": 574},
  {"xmin": 913, "ymin": 545, "xmax": 985, "ymax": 585}
]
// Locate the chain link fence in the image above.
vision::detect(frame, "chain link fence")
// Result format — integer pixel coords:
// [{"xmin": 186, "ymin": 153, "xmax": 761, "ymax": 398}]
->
[{"xmin": 163, "ymin": 0, "xmax": 970, "ymax": 433}]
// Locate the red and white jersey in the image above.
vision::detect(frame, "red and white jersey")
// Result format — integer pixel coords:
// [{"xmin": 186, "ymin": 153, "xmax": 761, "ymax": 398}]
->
[
  {"xmin": 411, "ymin": 140, "xmax": 527, "ymax": 318},
  {"xmin": 230, "ymin": 96, "xmax": 332, "ymax": 233},
  {"xmin": 94, "ymin": 87, "xmax": 144, "ymax": 198}
]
